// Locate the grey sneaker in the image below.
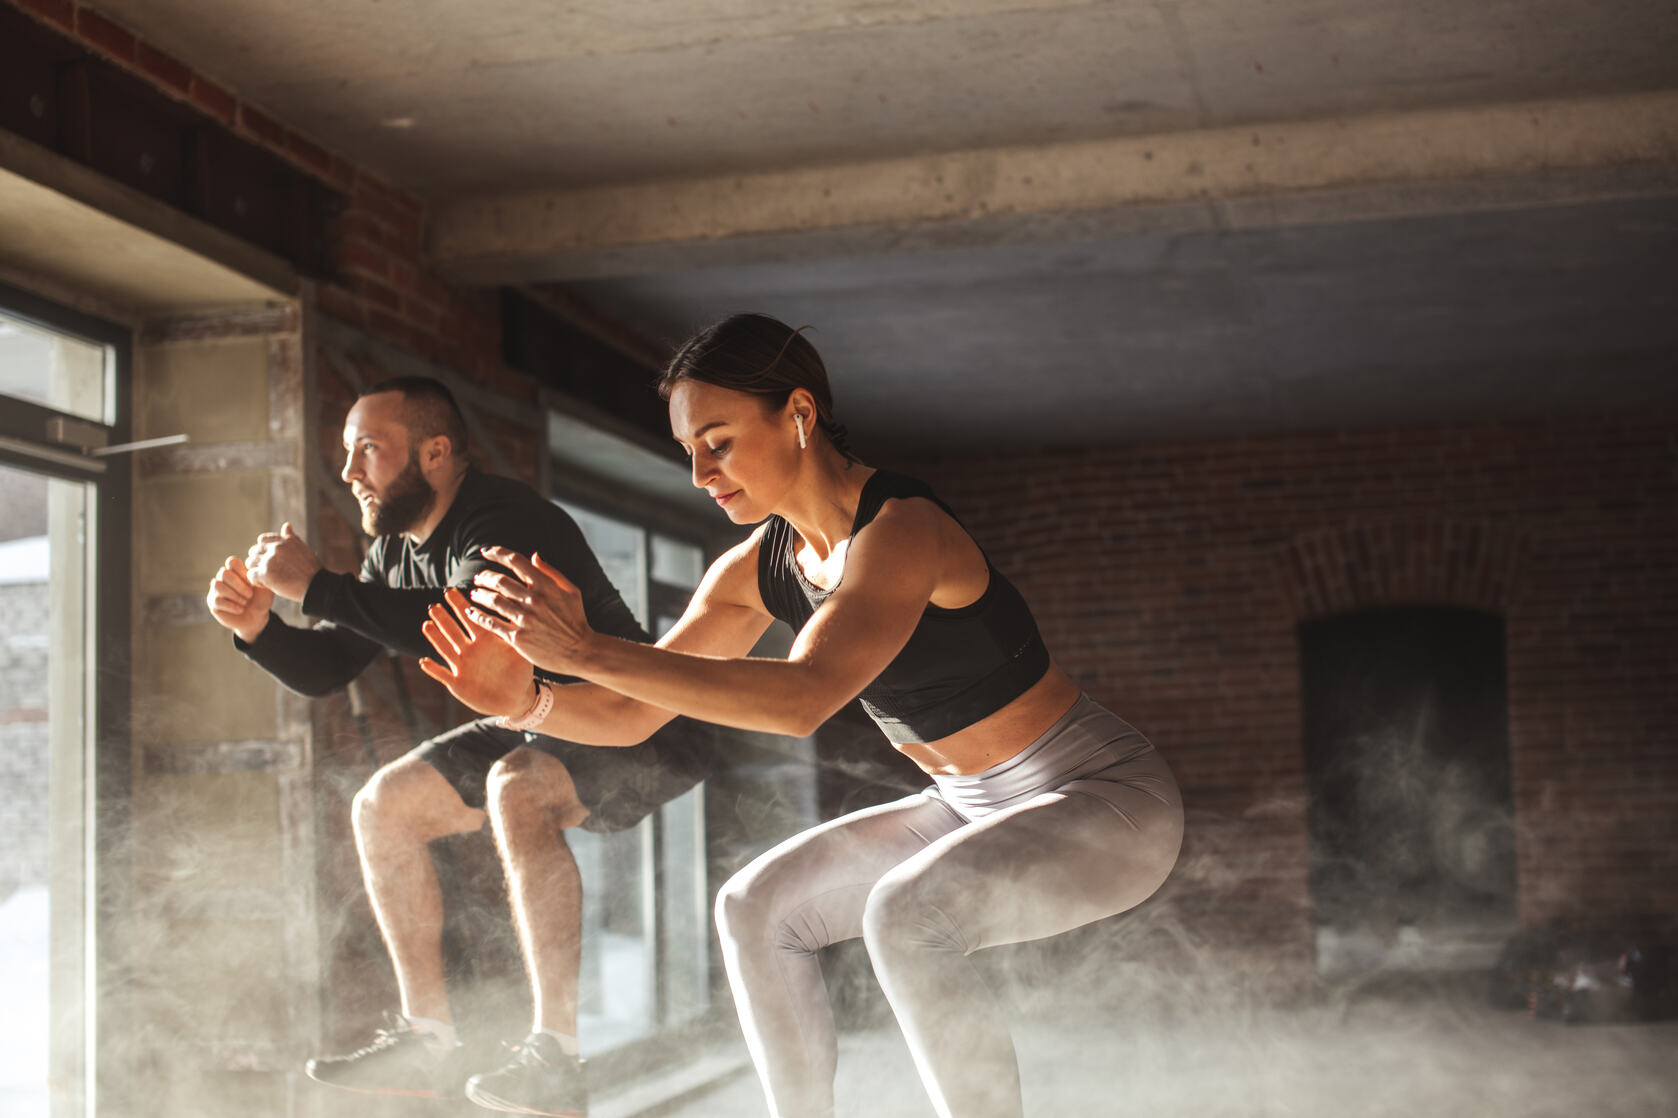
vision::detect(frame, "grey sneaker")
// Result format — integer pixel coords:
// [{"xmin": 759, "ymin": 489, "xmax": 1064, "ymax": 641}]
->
[
  {"xmin": 304, "ymin": 1011, "xmax": 466, "ymax": 1097},
  {"xmin": 465, "ymin": 1031, "xmax": 588, "ymax": 1116}
]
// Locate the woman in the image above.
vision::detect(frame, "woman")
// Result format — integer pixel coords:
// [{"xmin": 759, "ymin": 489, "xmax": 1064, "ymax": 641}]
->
[{"xmin": 419, "ymin": 313, "xmax": 1183, "ymax": 1118}]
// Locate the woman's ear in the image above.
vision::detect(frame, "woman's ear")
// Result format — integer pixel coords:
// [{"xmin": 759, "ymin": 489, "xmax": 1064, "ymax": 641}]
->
[{"xmin": 784, "ymin": 386, "xmax": 818, "ymax": 424}]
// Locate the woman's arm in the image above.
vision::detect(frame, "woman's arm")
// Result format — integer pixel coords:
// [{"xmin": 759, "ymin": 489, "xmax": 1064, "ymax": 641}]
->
[
  {"xmin": 468, "ymin": 500, "xmax": 947, "ymax": 738},
  {"xmin": 421, "ymin": 530, "xmax": 775, "ymax": 744}
]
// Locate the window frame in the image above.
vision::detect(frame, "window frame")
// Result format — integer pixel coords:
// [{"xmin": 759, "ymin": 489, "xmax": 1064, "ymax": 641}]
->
[
  {"xmin": 548, "ymin": 466, "xmax": 731, "ymax": 1069},
  {"xmin": 0, "ymin": 279, "xmax": 133, "ymax": 1118}
]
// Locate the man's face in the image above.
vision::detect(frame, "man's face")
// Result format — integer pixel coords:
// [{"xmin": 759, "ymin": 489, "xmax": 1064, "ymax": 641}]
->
[{"xmin": 341, "ymin": 392, "xmax": 435, "ymax": 537}]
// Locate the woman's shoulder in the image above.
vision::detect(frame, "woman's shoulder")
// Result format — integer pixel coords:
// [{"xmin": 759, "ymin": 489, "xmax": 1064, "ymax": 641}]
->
[
  {"xmin": 706, "ymin": 521, "xmax": 779, "ymax": 584},
  {"xmin": 694, "ymin": 521, "xmax": 779, "ymax": 614},
  {"xmin": 855, "ymin": 469, "xmax": 961, "ymax": 536},
  {"xmin": 861, "ymin": 467, "xmax": 936, "ymax": 502}
]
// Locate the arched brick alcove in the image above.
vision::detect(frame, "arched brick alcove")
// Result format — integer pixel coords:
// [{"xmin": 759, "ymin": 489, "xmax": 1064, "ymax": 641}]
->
[
  {"xmin": 1279, "ymin": 519, "xmax": 1527, "ymax": 970},
  {"xmin": 1281, "ymin": 517, "xmax": 1524, "ymax": 622}
]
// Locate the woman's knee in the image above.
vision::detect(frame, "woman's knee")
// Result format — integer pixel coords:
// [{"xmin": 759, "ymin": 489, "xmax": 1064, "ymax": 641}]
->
[
  {"xmin": 714, "ymin": 858, "xmax": 831, "ymax": 956},
  {"xmin": 862, "ymin": 867, "xmax": 966, "ymax": 957},
  {"xmin": 713, "ymin": 866, "xmax": 765, "ymax": 944}
]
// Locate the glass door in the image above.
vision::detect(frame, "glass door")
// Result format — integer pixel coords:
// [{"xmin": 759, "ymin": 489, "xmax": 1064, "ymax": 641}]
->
[{"xmin": 0, "ymin": 290, "xmax": 128, "ymax": 1118}]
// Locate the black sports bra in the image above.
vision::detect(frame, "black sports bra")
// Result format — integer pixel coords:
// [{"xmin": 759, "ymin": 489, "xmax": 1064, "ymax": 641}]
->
[{"xmin": 755, "ymin": 469, "xmax": 1050, "ymax": 745}]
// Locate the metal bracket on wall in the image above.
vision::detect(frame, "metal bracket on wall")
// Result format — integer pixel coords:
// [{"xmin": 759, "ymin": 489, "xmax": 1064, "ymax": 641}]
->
[
  {"xmin": 6, "ymin": 419, "xmax": 189, "ymax": 472},
  {"xmin": 45, "ymin": 415, "xmax": 189, "ymax": 458},
  {"xmin": 44, "ymin": 414, "xmax": 108, "ymax": 452},
  {"xmin": 90, "ymin": 434, "xmax": 190, "ymax": 457}
]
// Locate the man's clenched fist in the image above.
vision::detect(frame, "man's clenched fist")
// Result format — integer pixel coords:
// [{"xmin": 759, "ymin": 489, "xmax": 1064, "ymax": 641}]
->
[
  {"xmin": 206, "ymin": 555, "xmax": 274, "ymax": 643},
  {"xmin": 246, "ymin": 522, "xmax": 323, "ymax": 603}
]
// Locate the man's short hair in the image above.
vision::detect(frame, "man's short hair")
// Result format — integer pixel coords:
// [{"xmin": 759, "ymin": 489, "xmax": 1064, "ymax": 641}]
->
[{"xmin": 361, "ymin": 376, "xmax": 470, "ymax": 461}]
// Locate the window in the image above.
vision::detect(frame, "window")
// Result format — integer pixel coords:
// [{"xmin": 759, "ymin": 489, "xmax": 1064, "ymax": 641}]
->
[
  {"xmin": 556, "ymin": 500, "xmax": 711, "ymax": 1053},
  {"xmin": 0, "ymin": 311, "xmax": 112, "ymax": 424},
  {"xmin": 0, "ymin": 291, "xmax": 130, "ymax": 1118}
]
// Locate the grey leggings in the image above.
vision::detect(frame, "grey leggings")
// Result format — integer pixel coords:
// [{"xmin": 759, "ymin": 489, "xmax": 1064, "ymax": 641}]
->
[{"xmin": 714, "ymin": 695, "xmax": 1183, "ymax": 1118}]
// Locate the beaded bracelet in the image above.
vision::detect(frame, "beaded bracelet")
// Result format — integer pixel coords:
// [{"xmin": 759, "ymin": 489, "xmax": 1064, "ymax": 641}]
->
[{"xmin": 496, "ymin": 678, "xmax": 554, "ymax": 731}]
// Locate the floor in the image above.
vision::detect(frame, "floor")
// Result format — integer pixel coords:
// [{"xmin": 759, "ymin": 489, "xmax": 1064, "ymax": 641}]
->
[{"xmin": 613, "ymin": 975, "xmax": 1678, "ymax": 1117}]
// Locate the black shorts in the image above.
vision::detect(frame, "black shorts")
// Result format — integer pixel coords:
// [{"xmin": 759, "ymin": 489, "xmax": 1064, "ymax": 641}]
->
[{"xmin": 411, "ymin": 715, "xmax": 714, "ymax": 834}]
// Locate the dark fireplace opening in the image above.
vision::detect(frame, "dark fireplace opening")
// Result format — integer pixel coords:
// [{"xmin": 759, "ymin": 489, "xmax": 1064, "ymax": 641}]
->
[{"xmin": 1300, "ymin": 606, "xmax": 1517, "ymax": 973}]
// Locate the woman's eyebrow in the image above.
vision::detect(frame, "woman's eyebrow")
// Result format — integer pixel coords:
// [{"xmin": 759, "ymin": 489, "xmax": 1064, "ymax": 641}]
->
[{"xmin": 679, "ymin": 420, "xmax": 730, "ymax": 441}]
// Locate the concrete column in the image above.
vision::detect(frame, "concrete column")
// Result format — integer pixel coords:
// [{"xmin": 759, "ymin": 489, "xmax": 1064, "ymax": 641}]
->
[{"xmin": 127, "ymin": 303, "xmax": 319, "ymax": 1117}]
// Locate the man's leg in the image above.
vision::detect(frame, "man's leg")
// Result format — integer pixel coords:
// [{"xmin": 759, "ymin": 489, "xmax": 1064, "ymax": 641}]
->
[
  {"xmin": 352, "ymin": 754, "xmax": 487, "ymax": 1023},
  {"xmin": 306, "ymin": 744, "xmax": 489, "ymax": 1097},
  {"xmin": 464, "ymin": 746, "xmax": 592, "ymax": 1117},
  {"xmin": 464, "ymin": 723, "xmax": 708, "ymax": 1115},
  {"xmin": 484, "ymin": 746, "xmax": 591, "ymax": 1039}
]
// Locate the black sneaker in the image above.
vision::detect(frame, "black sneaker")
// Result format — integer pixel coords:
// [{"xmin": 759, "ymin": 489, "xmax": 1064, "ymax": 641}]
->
[
  {"xmin": 304, "ymin": 1011, "xmax": 466, "ymax": 1097},
  {"xmin": 465, "ymin": 1032, "xmax": 588, "ymax": 1116}
]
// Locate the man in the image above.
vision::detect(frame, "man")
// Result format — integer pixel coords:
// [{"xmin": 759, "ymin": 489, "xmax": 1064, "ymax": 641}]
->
[{"xmin": 206, "ymin": 375, "xmax": 708, "ymax": 1118}]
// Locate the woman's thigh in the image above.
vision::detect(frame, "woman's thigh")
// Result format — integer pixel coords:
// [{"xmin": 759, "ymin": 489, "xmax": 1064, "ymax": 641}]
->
[
  {"xmin": 719, "ymin": 791, "xmax": 968, "ymax": 949},
  {"xmin": 871, "ymin": 751, "xmax": 1184, "ymax": 951}
]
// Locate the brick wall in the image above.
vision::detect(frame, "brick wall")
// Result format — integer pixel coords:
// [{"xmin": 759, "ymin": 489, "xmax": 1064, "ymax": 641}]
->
[
  {"xmin": 9, "ymin": 0, "xmax": 510, "ymax": 389},
  {"xmin": 903, "ymin": 414, "xmax": 1678, "ymax": 958}
]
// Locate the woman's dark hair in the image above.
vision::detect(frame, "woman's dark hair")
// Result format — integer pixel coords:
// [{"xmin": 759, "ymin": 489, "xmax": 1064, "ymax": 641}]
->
[{"xmin": 658, "ymin": 313, "xmax": 855, "ymax": 460}]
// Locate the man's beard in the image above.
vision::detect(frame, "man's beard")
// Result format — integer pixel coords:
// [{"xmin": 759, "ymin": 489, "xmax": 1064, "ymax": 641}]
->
[{"xmin": 363, "ymin": 453, "xmax": 436, "ymax": 537}]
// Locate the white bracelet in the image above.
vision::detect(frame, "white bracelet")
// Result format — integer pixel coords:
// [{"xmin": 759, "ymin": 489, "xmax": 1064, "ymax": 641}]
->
[{"xmin": 496, "ymin": 679, "xmax": 554, "ymax": 732}]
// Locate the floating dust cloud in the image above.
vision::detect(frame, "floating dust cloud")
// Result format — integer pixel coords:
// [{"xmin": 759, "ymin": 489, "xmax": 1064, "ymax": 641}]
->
[{"xmin": 92, "ymin": 682, "xmax": 1676, "ymax": 1117}]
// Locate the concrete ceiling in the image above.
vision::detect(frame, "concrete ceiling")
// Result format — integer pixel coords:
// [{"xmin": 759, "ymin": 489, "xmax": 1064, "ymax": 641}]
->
[
  {"xmin": 83, "ymin": 0, "xmax": 1678, "ymax": 454},
  {"xmin": 88, "ymin": 0, "xmax": 1678, "ymax": 196},
  {"xmin": 564, "ymin": 195, "xmax": 1678, "ymax": 454}
]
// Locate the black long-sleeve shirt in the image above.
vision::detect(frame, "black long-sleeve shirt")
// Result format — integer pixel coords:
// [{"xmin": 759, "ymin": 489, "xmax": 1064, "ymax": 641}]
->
[{"xmin": 237, "ymin": 468, "xmax": 647, "ymax": 696}]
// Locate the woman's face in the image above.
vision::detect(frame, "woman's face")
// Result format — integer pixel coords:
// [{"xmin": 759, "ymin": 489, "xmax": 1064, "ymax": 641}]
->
[{"xmin": 669, "ymin": 379, "xmax": 803, "ymax": 524}]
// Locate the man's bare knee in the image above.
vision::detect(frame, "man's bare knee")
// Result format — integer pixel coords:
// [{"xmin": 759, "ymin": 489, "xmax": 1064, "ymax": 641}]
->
[
  {"xmin": 487, "ymin": 748, "xmax": 591, "ymax": 832},
  {"xmin": 353, "ymin": 756, "xmax": 485, "ymax": 843}
]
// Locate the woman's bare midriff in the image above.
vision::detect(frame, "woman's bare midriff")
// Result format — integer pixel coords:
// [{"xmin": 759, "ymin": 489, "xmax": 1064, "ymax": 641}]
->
[{"xmin": 893, "ymin": 665, "xmax": 1084, "ymax": 776}]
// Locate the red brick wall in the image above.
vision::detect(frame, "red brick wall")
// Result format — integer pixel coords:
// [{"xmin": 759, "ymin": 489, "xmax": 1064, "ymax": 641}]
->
[
  {"xmin": 10, "ymin": 0, "xmax": 516, "ymax": 393},
  {"xmin": 905, "ymin": 414, "xmax": 1678, "ymax": 954}
]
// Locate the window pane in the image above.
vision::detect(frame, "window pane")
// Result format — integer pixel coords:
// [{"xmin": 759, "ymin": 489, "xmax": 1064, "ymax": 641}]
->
[
  {"xmin": 549, "ymin": 485, "xmax": 714, "ymax": 1060},
  {"xmin": 0, "ymin": 312, "xmax": 109, "ymax": 423},
  {"xmin": 572, "ymin": 822, "xmax": 655, "ymax": 1054},
  {"xmin": 0, "ymin": 463, "xmax": 92, "ymax": 1117},
  {"xmin": 557, "ymin": 501, "xmax": 647, "ymax": 626},
  {"xmin": 658, "ymin": 785, "xmax": 709, "ymax": 1025},
  {"xmin": 650, "ymin": 535, "xmax": 703, "ymax": 591},
  {"xmin": 554, "ymin": 498, "xmax": 658, "ymax": 1053}
]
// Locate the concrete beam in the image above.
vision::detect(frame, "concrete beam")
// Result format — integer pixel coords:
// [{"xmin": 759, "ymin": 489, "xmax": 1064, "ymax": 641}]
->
[
  {"xmin": 432, "ymin": 91, "xmax": 1678, "ymax": 285},
  {"xmin": 0, "ymin": 130, "xmax": 297, "ymax": 312}
]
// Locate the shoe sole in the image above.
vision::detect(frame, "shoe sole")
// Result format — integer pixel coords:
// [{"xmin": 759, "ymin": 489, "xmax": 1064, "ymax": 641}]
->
[
  {"xmin": 464, "ymin": 1086, "xmax": 584, "ymax": 1117},
  {"xmin": 304, "ymin": 1075, "xmax": 459, "ymax": 1100}
]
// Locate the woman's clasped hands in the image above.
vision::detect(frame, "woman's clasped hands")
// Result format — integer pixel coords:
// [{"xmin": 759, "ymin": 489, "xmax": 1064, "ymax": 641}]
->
[
  {"xmin": 466, "ymin": 546, "xmax": 599, "ymax": 675},
  {"xmin": 418, "ymin": 546, "xmax": 601, "ymax": 717}
]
